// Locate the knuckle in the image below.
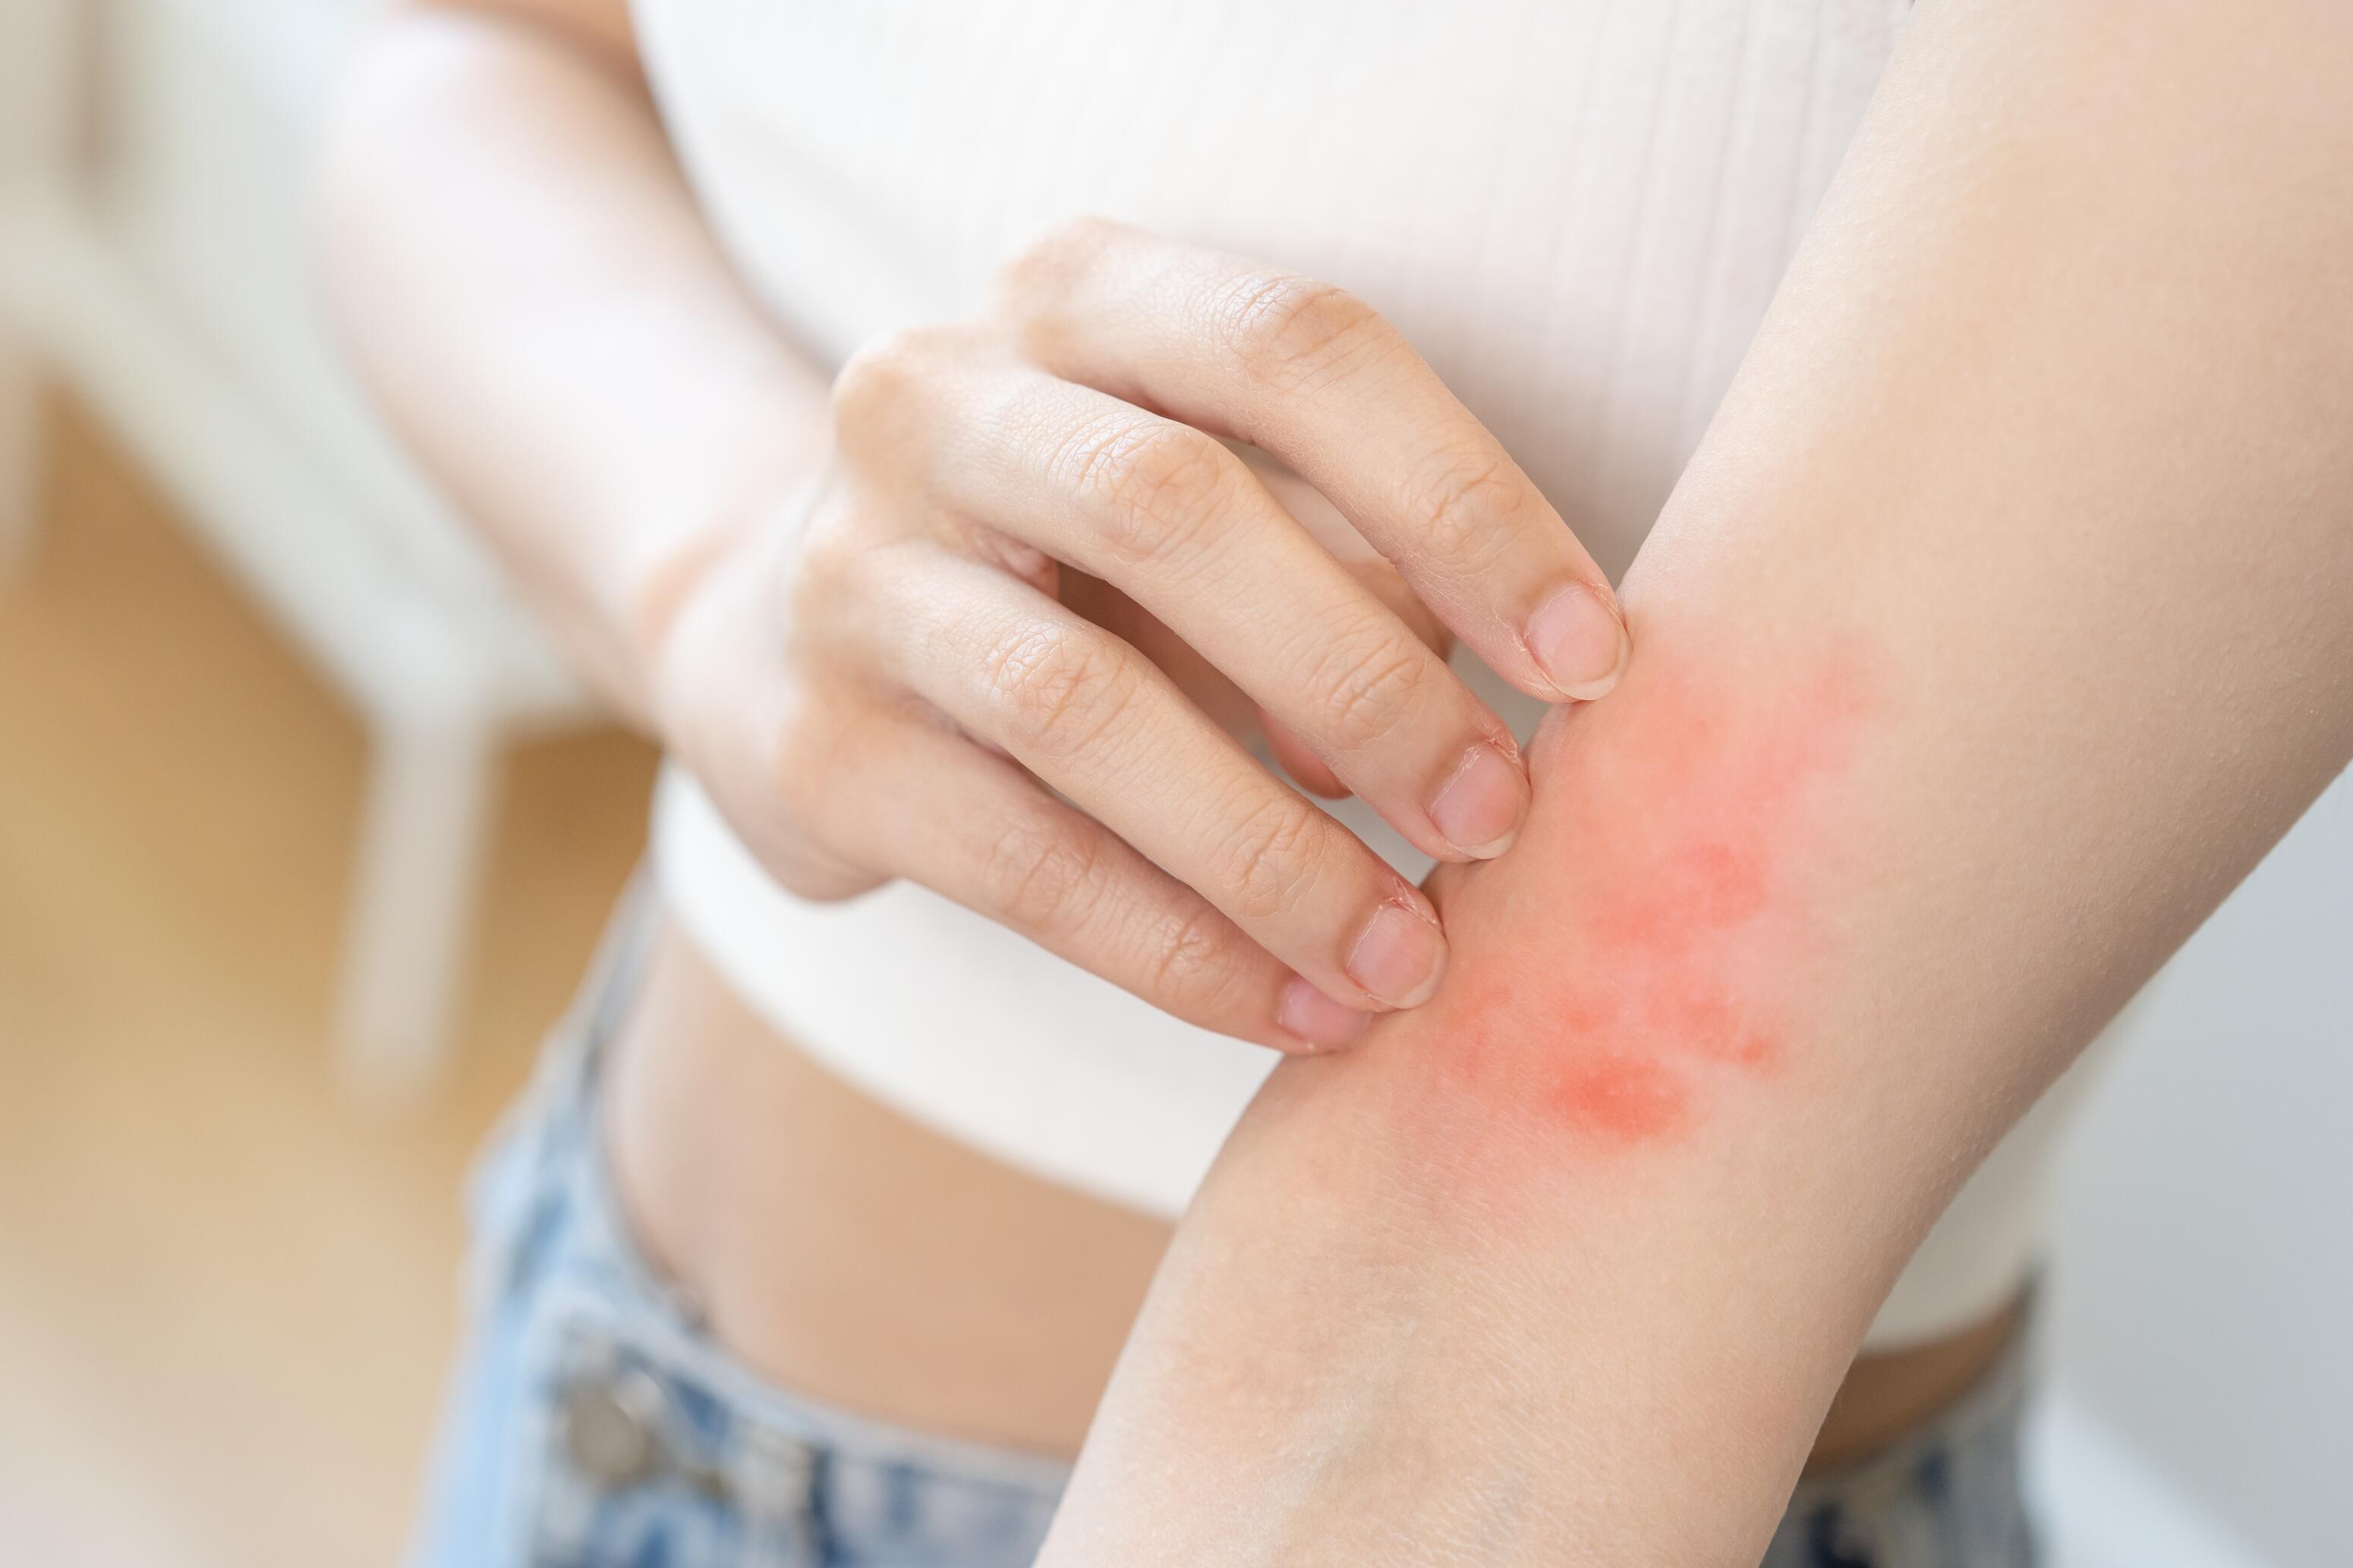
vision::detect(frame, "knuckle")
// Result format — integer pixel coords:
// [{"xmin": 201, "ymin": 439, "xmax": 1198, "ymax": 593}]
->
[
  {"xmin": 1140, "ymin": 901, "xmax": 1251, "ymax": 1016},
  {"xmin": 831, "ymin": 323, "xmax": 967, "ymax": 446},
  {"xmin": 790, "ymin": 494, "xmax": 869, "ymax": 587},
  {"xmin": 791, "ymin": 502, "xmax": 908, "ymax": 632},
  {"xmin": 994, "ymin": 214, "xmax": 1123, "ymax": 314},
  {"xmin": 979, "ymin": 619, "xmax": 1135, "ymax": 758},
  {"xmin": 1051, "ymin": 416, "xmax": 1237, "ymax": 565},
  {"xmin": 830, "ymin": 330, "xmax": 925, "ymax": 430},
  {"xmin": 1210, "ymin": 795, "xmax": 1326, "ymax": 924},
  {"xmin": 1306, "ymin": 628, "xmax": 1433, "ymax": 754},
  {"xmin": 1212, "ymin": 273, "xmax": 1389, "ymax": 395},
  {"xmin": 1400, "ymin": 448, "xmax": 1527, "ymax": 569},
  {"xmin": 977, "ymin": 810, "xmax": 1104, "ymax": 935}
]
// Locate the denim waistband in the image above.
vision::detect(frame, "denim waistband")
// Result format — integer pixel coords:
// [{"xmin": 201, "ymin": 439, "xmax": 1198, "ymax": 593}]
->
[{"xmin": 449, "ymin": 879, "xmax": 1069, "ymax": 1566}]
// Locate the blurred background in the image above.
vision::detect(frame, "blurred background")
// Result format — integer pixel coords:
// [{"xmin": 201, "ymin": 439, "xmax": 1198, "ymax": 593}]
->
[{"xmin": 0, "ymin": 2, "xmax": 2344, "ymax": 1566}]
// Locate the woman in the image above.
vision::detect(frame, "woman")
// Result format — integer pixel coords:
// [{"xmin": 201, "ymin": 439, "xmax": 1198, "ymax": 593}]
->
[{"xmin": 320, "ymin": 2, "xmax": 2353, "ymax": 1563}]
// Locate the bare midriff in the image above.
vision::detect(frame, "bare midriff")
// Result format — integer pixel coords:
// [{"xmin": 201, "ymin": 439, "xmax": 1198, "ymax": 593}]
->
[{"xmin": 603, "ymin": 912, "xmax": 2018, "ymax": 1469}]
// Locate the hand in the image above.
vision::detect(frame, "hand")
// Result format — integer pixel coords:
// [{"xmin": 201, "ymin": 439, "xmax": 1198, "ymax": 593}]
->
[{"xmin": 652, "ymin": 218, "xmax": 1628, "ymax": 1051}]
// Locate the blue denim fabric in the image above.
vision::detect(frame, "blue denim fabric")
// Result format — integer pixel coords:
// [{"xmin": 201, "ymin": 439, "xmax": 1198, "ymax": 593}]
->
[
  {"xmin": 1764, "ymin": 1324, "xmax": 2036, "ymax": 1568},
  {"xmin": 410, "ymin": 890, "xmax": 2035, "ymax": 1568}
]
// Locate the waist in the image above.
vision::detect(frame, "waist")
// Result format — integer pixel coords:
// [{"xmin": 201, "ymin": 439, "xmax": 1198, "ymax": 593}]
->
[
  {"xmin": 605, "ymin": 911, "xmax": 1168, "ymax": 1457},
  {"xmin": 649, "ymin": 763, "xmax": 1292, "ymax": 1219}
]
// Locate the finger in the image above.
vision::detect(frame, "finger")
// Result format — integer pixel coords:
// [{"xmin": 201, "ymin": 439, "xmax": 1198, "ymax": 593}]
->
[
  {"xmin": 865, "ymin": 546, "xmax": 1451, "ymax": 1012},
  {"xmin": 1420, "ymin": 857, "xmax": 1485, "ymax": 924},
  {"xmin": 925, "ymin": 369, "xmax": 1531, "ymax": 863},
  {"xmin": 995, "ymin": 218, "xmax": 1630, "ymax": 702},
  {"xmin": 833, "ymin": 713, "xmax": 1373, "ymax": 1052},
  {"xmin": 1343, "ymin": 553, "xmax": 1454, "ymax": 659},
  {"xmin": 1262, "ymin": 713, "xmax": 1348, "ymax": 798},
  {"xmin": 1256, "ymin": 557, "xmax": 1454, "ymax": 801},
  {"xmin": 1057, "ymin": 568, "xmax": 1260, "ymax": 738}
]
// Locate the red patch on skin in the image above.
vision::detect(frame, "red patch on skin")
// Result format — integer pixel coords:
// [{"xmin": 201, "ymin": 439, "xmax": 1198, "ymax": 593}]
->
[
  {"xmin": 1420, "ymin": 649, "xmax": 1878, "ymax": 1151},
  {"xmin": 1548, "ymin": 1053, "xmax": 1690, "ymax": 1141}
]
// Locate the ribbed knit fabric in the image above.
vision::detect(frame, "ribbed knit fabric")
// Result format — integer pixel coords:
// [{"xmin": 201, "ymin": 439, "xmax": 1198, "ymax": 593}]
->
[{"xmin": 632, "ymin": 0, "xmax": 2079, "ymax": 1347}]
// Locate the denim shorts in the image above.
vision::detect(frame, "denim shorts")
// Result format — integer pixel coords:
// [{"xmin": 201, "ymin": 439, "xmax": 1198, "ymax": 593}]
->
[{"xmin": 408, "ymin": 890, "xmax": 2038, "ymax": 1568}]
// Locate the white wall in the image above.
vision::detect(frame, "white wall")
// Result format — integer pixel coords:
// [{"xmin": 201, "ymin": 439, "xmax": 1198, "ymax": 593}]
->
[{"xmin": 2043, "ymin": 765, "xmax": 2353, "ymax": 1568}]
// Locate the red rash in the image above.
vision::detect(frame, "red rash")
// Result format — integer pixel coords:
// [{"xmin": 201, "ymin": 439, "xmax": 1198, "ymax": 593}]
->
[{"xmin": 1428, "ymin": 653, "xmax": 1877, "ymax": 1150}]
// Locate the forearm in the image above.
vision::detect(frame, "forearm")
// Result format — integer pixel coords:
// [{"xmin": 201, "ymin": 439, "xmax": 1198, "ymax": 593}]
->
[
  {"xmin": 317, "ymin": 2, "xmax": 830, "ymax": 723},
  {"xmin": 1044, "ymin": 1, "xmax": 2353, "ymax": 1560}
]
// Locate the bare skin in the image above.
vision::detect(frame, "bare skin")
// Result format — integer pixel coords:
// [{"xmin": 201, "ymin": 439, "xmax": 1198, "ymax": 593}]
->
[
  {"xmin": 1032, "ymin": 2, "xmax": 2353, "ymax": 1560},
  {"xmin": 602, "ymin": 915, "xmax": 2012, "ymax": 1465},
  {"xmin": 317, "ymin": 0, "xmax": 2353, "ymax": 1548},
  {"xmin": 326, "ymin": 8, "xmax": 1647, "ymax": 1056}
]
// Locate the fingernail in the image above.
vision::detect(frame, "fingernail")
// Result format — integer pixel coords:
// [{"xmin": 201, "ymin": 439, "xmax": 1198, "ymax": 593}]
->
[
  {"xmin": 1526, "ymin": 582, "xmax": 1628, "ymax": 700},
  {"xmin": 1277, "ymin": 976, "xmax": 1374, "ymax": 1050},
  {"xmin": 1427, "ymin": 741, "xmax": 1527, "ymax": 858},
  {"xmin": 1347, "ymin": 902, "xmax": 1447, "ymax": 1009}
]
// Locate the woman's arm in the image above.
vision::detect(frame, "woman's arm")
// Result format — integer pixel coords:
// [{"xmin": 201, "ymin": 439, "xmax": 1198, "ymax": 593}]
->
[
  {"xmin": 1040, "ymin": 0, "xmax": 2353, "ymax": 1560},
  {"xmin": 317, "ymin": 0, "xmax": 830, "ymax": 724},
  {"xmin": 320, "ymin": 3, "xmax": 1642, "ymax": 1044}
]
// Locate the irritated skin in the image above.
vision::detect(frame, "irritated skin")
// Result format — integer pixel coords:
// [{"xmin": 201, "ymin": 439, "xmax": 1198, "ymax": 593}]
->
[
  {"xmin": 1428, "ymin": 650, "xmax": 1879, "ymax": 1149},
  {"xmin": 1042, "ymin": 1, "xmax": 2353, "ymax": 1555},
  {"xmin": 1040, "ymin": 641, "xmax": 1917, "ymax": 1561},
  {"xmin": 316, "ymin": 0, "xmax": 2353, "ymax": 1556}
]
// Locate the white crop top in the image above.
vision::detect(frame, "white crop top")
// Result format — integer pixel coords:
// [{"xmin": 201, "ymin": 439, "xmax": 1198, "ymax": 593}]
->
[{"xmin": 634, "ymin": 0, "xmax": 2112, "ymax": 1349}]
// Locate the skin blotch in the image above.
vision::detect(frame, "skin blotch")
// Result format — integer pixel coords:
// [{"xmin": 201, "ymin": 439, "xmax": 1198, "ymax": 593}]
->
[
  {"xmin": 1427, "ymin": 650, "xmax": 1879, "ymax": 1150},
  {"xmin": 1549, "ymin": 1053, "xmax": 1692, "ymax": 1141}
]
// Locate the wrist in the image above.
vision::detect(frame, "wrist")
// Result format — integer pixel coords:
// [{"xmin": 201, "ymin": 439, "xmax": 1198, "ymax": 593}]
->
[{"xmin": 610, "ymin": 432, "xmax": 827, "ymax": 735}]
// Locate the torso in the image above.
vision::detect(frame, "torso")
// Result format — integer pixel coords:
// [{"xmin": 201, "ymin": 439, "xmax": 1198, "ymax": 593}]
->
[
  {"xmin": 613, "ymin": 0, "xmax": 2046, "ymax": 1462},
  {"xmin": 606, "ymin": 918, "xmax": 1162, "ymax": 1454}
]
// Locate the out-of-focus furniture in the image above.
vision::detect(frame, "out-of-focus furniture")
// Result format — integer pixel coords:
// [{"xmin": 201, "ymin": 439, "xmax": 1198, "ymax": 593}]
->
[{"xmin": 0, "ymin": 0, "xmax": 597, "ymax": 1098}]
